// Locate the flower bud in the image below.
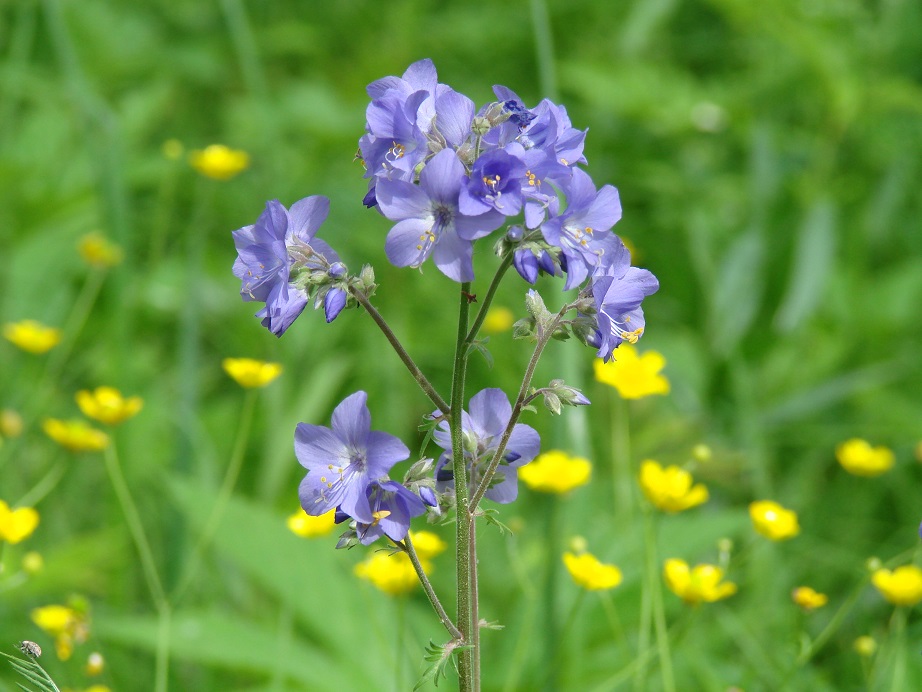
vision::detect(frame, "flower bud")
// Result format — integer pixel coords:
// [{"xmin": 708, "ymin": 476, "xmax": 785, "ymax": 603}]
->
[
  {"xmin": 471, "ymin": 115, "xmax": 492, "ymax": 137},
  {"xmin": 335, "ymin": 529, "xmax": 360, "ymax": 550},
  {"xmin": 542, "ymin": 392, "xmax": 562, "ymax": 415}
]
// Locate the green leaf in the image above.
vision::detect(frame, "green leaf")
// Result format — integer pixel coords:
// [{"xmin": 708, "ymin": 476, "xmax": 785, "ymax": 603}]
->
[
  {"xmin": 710, "ymin": 228, "xmax": 765, "ymax": 356},
  {"xmin": 774, "ymin": 199, "xmax": 836, "ymax": 332},
  {"xmin": 95, "ymin": 609, "xmax": 351, "ymax": 689}
]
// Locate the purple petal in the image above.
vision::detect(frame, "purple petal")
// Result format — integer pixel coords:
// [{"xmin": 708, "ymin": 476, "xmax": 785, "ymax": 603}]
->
[
  {"xmin": 294, "ymin": 422, "xmax": 346, "ymax": 471},
  {"xmin": 431, "ymin": 228, "xmax": 474, "ymax": 282},
  {"xmin": 331, "ymin": 391, "xmax": 371, "ymax": 449},
  {"xmin": 288, "ymin": 195, "xmax": 330, "ymax": 242},
  {"xmin": 419, "ymin": 149, "xmax": 463, "ymax": 206},
  {"xmin": 468, "ymin": 388, "xmax": 512, "ymax": 438},
  {"xmin": 385, "ymin": 217, "xmax": 436, "ymax": 269}
]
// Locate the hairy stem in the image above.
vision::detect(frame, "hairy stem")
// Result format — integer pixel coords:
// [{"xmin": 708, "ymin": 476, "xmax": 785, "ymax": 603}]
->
[
  {"xmin": 451, "ymin": 282, "xmax": 475, "ymax": 692},
  {"xmin": 350, "ymin": 286, "xmax": 450, "ymax": 415},
  {"xmin": 403, "ymin": 534, "xmax": 462, "ymax": 640},
  {"xmin": 471, "ymin": 302, "xmax": 573, "ymax": 507}
]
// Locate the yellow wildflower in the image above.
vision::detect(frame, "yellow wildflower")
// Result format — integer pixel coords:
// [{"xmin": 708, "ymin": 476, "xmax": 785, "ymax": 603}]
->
[
  {"xmin": 31, "ymin": 604, "xmax": 89, "ymax": 661},
  {"xmin": 23, "ymin": 551, "xmax": 44, "ymax": 574},
  {"xmin": 78, "ymin": 232, "xmax": 123, "ymax": 268},
  {"xmin": 791, "ymin": 586, "xmax": 828, "ymax": 611},
  {"xmin": 162, "ymin": 138, "xmax": 184, "ymax": 161},
  {"xmin": 853, "ymin": 636, "xmax": 877, "ymax": 657},
  {"xmin": 563, "ymin": 551, "xmax": 623, "ymax": 591},
  {"xmin": 222, "ymin": 358, "xmax": 283, "ymax": 388},
  {"xmin": 76, "ymin": 387, "xmax": 143, "ymax": 426},
  {"xmin": 520, "ymin": 450, "xmax": 592, "ymax": 494},
  {"xmin": 409, "ymin": 530, "xmax": 447, "ymax": 560},
  {"xmin": 593, "ymin": 344, "xmax": 670, "ymax": 399},
  {"xmin": 749, "ymin": 500, "xmax": 800, "ymax": 541},
  {"xmin": 287, "ymin": 509, "xmax": 336, "ymax": 538},
  {"xmin": 638, "ymin": 460, "xmax": 708, "ymax": 513},
  {"xmin": 0, "ymin": 500, "xmax": 39, "ymax": 544},
  {"xmin": 354, "ymin": 551, "xmax": 426, "ymax": 596},
  {"xmin": 1, "ymin": 409, "xmax": 23, "ymax": 438},
  {"xmin": 691, "ymin": 444, "xmax": 712, "ymax": 462},
  {"xmin": 85, "ymin": 651, "xmax": 104, "ymax": 676},
  {"xmin": 835, "ymin": 438, "xmax": 895, "ymax": 477},
  {"xmin": 3, "ymin": 320, "xmax": 61, "ymax": 354},
  {"xmin": 871, "ymin": 565, "xmax": 922, "ymax": 607},
  {"xmin": 664, "ymin": 558, "xmax": 737, "ymax": 604},
  {"xmin": 189, "ymin": 144, "xmax": 250, "ymax": 180},
  {"xmin": 482, "ymin": 306, "xmax": 514, "ymax": 334},
  {"xmin": 43, "ymin": 419, "xmax": 109, "ymax": 452}
]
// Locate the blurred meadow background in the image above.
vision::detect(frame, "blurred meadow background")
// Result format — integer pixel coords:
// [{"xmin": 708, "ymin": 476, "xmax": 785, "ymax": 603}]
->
[{"xmin": 2, "ymin": 0, "xmax": 922, "ymax": 690}]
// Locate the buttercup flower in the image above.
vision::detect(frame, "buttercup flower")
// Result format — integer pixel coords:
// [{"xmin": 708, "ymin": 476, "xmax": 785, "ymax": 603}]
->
[
  {"xmin": 563, "ymin": 551, "xmax": 622, "ymax": 591},
  {"xmin": 354, "ymin": 551, "xmax": 425, "ymax": 596},
  {"xmin": 189, "ymin": 144, "xmax": 249, "ymax": 180},
  {"xmin": 31, "ymin": 603, "xmax": 89, "ymax": 660},
  {"xmin": 296, "ymin": 391, "xmax": 410, "ymax": 525},
  {"xmin": 519, "ymin": 450, "xmax": 591, "ymax": 494},
  {"xmin": 76, "ymin": 387, "xmax": 143, "ymax": 426},
  {"xmin": 43, "ymin": 419, "xmax": 109, "ymax": 452},
  {"xmin": 287, "ymin": 508, "xmax": 336, "ymax": 538},
  {"xmin": 853, "ymin": 636, "xmax": 877, "ymax": 657},
  {"xmin": 233, "ymin": 195, "xmax": 345, "ymax": 335},
  {"xmin": 0, "ymin": 500, "xmax": 39, "ymax": 544},
  {"xmin": 162, "ymin": 139, "xmax": 184, "ymax": 160},
  {"xmin": 835, "ymin": 438, "xmax": 895, "ymax": 477},
  {"xmin": 593, "ymin": 343, "xmax": 669, "ymax": 397},
  {"xmin": 85, "ymin": 652, "xmax": 105, "ymax": 676},
  {"xmin": 639, "ymin": 460, "xmax": 708, "ymax": 513},
  {"xmin": 0, "ymin": 409, "xmax": 23, "ymax": 438},
  {"xmin": 791, "ymin": 586, "xmax": 828, "ymax": 610},
  {"xmin": 3, "ymin": 320, "xmax": 61, "ymax": 354},
  {"xmin": 872, "ymin": 565, "xmax": 922, "ymax": 606},
  {"xmin": 222, "ymin": 358, "xmax": 283, "ymax": 388},
  {"xmin": 749, "ymin": 500, "xmax": 800, "ymax": 541},
  {"xmin": 78, "ymin": 232, "xmax": 123, "ymax": 268},
  {"xmin": 433, "ymin": 388, "xmax": 541, "ymax": 503},
  {"xmin": 664, "ymin": 558, "xmax": 737, "ymax": 604},
  {"xmin": 482, "ymin": 306, "xmax": 515, "ymax": 334}
]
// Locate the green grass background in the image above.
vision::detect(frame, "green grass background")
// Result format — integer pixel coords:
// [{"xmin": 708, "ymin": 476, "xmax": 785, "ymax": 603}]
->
[{"xmin": 1, "ymin": 0, "xmax": 921, "ymax": 689}]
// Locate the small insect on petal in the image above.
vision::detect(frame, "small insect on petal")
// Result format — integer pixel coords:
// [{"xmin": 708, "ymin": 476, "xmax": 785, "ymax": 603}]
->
[{"xmin": 18, "ymin": 640, "xmax": 42, "ymax": 658}]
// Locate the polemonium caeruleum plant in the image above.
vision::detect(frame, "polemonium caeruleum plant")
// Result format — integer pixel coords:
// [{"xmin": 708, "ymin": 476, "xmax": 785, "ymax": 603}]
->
[{"xmin": 230, "ymin": 59, "xmax": 659, "ymax": 690}]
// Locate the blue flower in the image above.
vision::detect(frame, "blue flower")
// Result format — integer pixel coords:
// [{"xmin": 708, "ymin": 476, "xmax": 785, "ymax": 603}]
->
[
  {"xmin": 433, "ymin": 388, "xmax": 540, "ymax": 504},
  {"xmin": 377, "ymin": 149, "xmax": 504, "ymax": 282},
  {"xmin": 458, "ymin": 149, "xmax": 527, "ymax": 217},
  {"xmin": 296, "ymin": 391, "xmax": 410, "ymax": 524},
  {"xmin": 541, "ymin": 169, "xmax": 623, "ymax": 290},
  {"xmin": 588, "ymin": 241, "xmax": 659, "ymax": 361},
  {"xmin": 232, "ymin": 196, "xmax": 342, "ymax": 336},
  {"xmin": 354, "ymin": 480, "xmax": 427, "ymax": 545}
]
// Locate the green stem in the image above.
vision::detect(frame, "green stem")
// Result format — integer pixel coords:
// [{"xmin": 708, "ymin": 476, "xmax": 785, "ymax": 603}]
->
[
  {"xmin": 13, "ymin": 460, "xmax": 68, "ymax": 508},
  {"xmin": 611, "ymin": 396, "xmax": 633, "ymax": 526},
  {"xmin": 451, "ymin": 283, "xmax": 475, "ymax": 692},
  {"xmin": 350, "ymin": 286, "xmax": 449, "ymax": 415},
  {"xmin": 402, "ymin": 534, "xmax": 462, "ymax": 639},
  {"xmin": 529, "ymin": 0, "xmax": 558, "ymax": 101},
  {"xmin": 470, "ymin": 301, "xmax": 573, "ymax": 508},
  {"xmin": 103, "ymin": 442, "xmax": 169, "ymax": 691},
  {"xmin": 793, "ymin": 573, "xmax": 868, "ymax": 667},
  {"xmin": 888, "ymin": 607, "xmax": 907, "ymax": 692},
  {"xmin": 643, "ymin": 505, "xmax": 675, "ymax": 692},
  {"xmin": 465, "ymin": 253, "xmax": 514, "ymax": 343},
  {"xmin": 45, "ymin": 268, "xmax": 107, "ymax": 381},
  {"xmin": 541, "ymin": 495, "xmax": 561, "ymax": 691},
  {"xmin": 171, "ymin": 388, "xmax": 258, "ymax": 603}
]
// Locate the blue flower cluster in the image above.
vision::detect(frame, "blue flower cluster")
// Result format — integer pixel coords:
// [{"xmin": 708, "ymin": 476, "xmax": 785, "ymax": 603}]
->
[
  {"xmin": 231, "ymin": 60, "xmax": 664, "ymax": 546},
  {"xmin": 359, "ymin": 59, "xmax": 658, "ymax": 360}
]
